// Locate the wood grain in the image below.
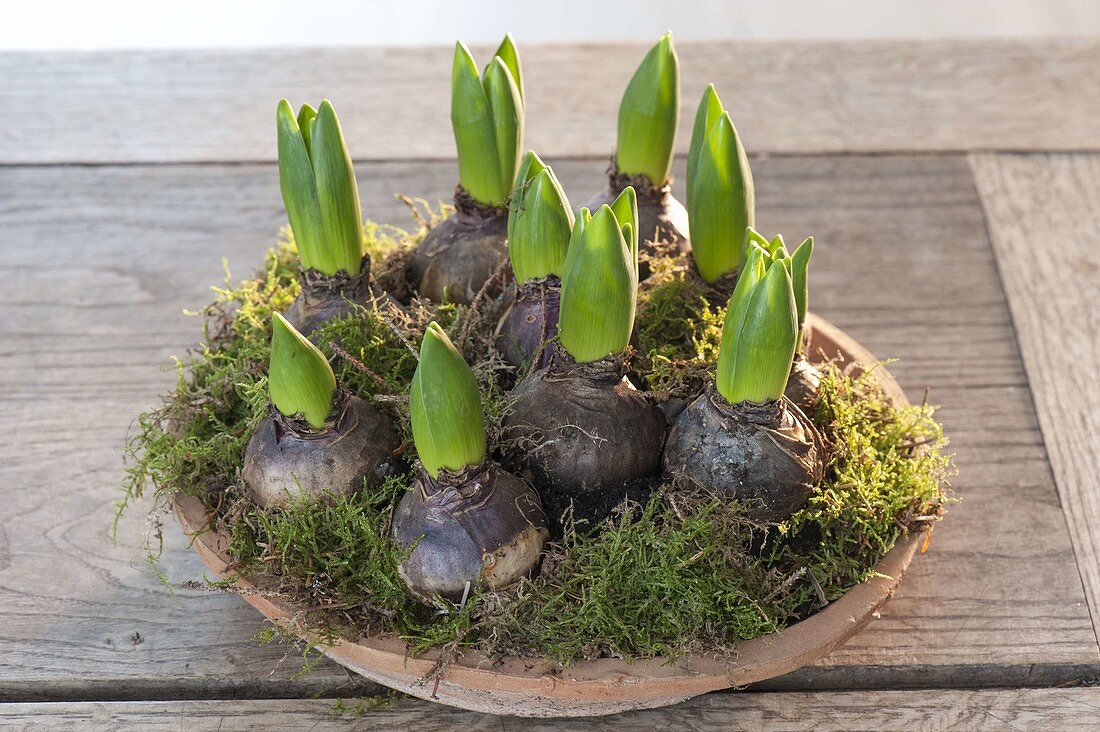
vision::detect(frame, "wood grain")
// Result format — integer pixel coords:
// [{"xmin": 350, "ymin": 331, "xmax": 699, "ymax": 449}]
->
[
  {"xmin": 2, "ymin": 38, "xmax": 1099, "ymax": 164},
  {"xmin": 1, "ymin": 155, "xmax": 1096, "ymax": 703},
  {"xmin": 6, "ymin": 688, "xmax": 1100, "ymax": 731},
  {"xmin": 970, "ymin": 153, "xmax": 1100, "ymax": 648}
]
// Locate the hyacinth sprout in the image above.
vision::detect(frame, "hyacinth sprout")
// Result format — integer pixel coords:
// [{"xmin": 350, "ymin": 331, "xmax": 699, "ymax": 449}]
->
[{"xmin": 686, "ymin": 85, "xmax": 755, "ymax": 283}]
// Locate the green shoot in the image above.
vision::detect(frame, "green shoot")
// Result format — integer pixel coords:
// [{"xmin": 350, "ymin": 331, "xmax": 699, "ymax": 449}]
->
[
  {"xmin": 269, "ymin": 312, "xmax": 337, "ymax": 429},
  {"xmin": 277, "ymin": 99, "xmax": 363, "ymax": 276},
  {"xmin": 452, "ymin": 38, "xmax": 525, "ymax": 207},
  {"xmin": 558, "ymin": 205, "xmax": 638, "ymax": 362},
  {"xmin": 410, "ymin": 322, "xmax": 487, "ymax": 477},
  {"xmin": 508, "ymin": 151, "xmax": 574, "ymax": 282},
  {"xmin": 715, "ymin": 252, "xmax": 798, "ymax": 404},
  {"xmin": 688, "ymin": 108, "xmax": 754, "ymax": 282},
  {"xmin": 615, "ymin": 32, "xmax": 680, "ymax": 186}
]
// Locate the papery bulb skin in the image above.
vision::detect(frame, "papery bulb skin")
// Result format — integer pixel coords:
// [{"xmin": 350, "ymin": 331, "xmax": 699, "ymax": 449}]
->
[
  {"xmin": 243, "ymin": 393, "xmax": 401, "ymax": 510},
  {"xmin": 409, "ymin": 189, "xmax": 509, "ymax": 305},
  {"xmin": 393, "ymin": 461, "xmax": 549, "ymax": 603},
  {"xmin": 284, "ymin": 255, "xmax": 392, "ymax": 337},
  {"xmin": 663, "ymin": 385, "xmax": 825, "ymax": 522},
  {"xmin": 785, "ymin": 352, "xmax": 824, "ymax": 415},
  {"xmin": 501, "ymin": 345, "xmax": 666, "ymax": 526},
  {"xmin": 584, "ymin": 167, "xmax": 689, "ymax": 280},
  {"xmin": 494, "ymin": 277, "xmax": 561, "ymax": 371}
]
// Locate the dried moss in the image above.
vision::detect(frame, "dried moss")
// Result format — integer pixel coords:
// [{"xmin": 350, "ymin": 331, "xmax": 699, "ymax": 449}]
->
[
  {"xmin": 330, "ymin": 696, "xmax": 396, "ymax": 718},
  {"xmin": 121, "ymin": 225, "xmax": 953, "ymax": 666}
]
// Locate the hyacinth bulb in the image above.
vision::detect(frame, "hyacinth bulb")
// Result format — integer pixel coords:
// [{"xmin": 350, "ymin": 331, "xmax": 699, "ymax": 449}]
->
[
  {"xmin": 557, "ymin": 204, "xmax": 638, "ymax": 363},
  {"xmin": 615, "ymin": 32, "xmax": 680, "ymax": 186},
  {"xmin": 410, "ymin": 323, "xmax": 487, "ymax": 477},
  {"xmin": 508, "ymin": 151, "xmax": 574, "ymax": 283},
  {"xmin": 396, "ymin": 324, "xmax": 548, "ymax": 604},
  {"xmin": 244, "ymin": 313, "xmax": 399, "ymax": 509},
  {"xmin": 276, "ymin": 99, "xmax": 363, "ymax": 277},
  {"xmin": 452, "ymin": 38, "xmax": 525, "ymax": 207},
  {"xmin": 664, "ymin": 247, "xmax": 822, "ymax": 521}
]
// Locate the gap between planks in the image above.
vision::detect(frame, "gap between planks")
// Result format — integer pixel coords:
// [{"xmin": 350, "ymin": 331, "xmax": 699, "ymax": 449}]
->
[
  {"xmin": 4, "ymin": 688, "xmax": 1100, "ymax": 731},
  {"xmin": 2, "ymin": 38, "xmax": 1099, "ymax": 164}
]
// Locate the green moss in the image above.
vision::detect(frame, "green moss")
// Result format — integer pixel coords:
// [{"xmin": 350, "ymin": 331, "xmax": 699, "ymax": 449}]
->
[
  {"xmin": 471, "ymin": 363, "xmax": 951, "ymax": 661},
  {"xmin": 116, "ymin": 223, "xmax": 432, "ymax": 531},
  {"xmin": 227, "ymin": 474, "xmax": 478, "ymax": 651},
  {"xmin": 122, "ymin": 230, "xmax": 952, "ymax": 667},
  {"xmin": 117, "ymin": 243, "xmax": 299, "ymax": 530},
  {"xmin": 476, "ymin": 492, "xmax": 781, "ymax": 662},
  {"xmin": 635, "ymin": 270, "xmax": 726, "ymax": 398},
  {"xmin": 230, "ymin": 476, "xmax": 410, "ymax": 622},
  {"xmin": 764, "ymin": 364, "xmax": 952, "ymax": 602},
  {"xmin": 330, "ymin": 696, "xmax": 395, "ymax": 719}
]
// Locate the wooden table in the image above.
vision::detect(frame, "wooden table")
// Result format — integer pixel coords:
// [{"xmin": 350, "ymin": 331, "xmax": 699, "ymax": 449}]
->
[{"xmin": 2, "ymin": 39, "xmax": 1098, "ymax": 730}]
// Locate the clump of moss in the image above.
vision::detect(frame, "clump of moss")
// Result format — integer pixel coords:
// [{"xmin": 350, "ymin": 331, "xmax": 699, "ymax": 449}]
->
[
  {"xmin": 229, "ymin": 476, "xmax": 410, "ymax": 621},
  {"xmin": 764, "ymin": 364, "xmax": 952, "ymax": 602},
  {"xmin": 635, "ymin": 270, "xmax": 725, "ymax": 398},
  {"xmin": 117, "ymin": 222, "xmax": 434, "ymax": 528},
  {"xmin": 226, "ymin": 474, "xmax": 476, "ymax": 649},
  {"xmin": 122, "ymin": 226, "xmax": 952, "ymax": 667},
  {"xmin": 118, "ymin": 243, "xmax": 298, "ymax": 527},
  {"xmin": 475, "ymin": 490, "xmax": 782, "ymax": 662},
  {"xmin": 330, "ymin": 696, "xmax": 395, "ymax": 719}
]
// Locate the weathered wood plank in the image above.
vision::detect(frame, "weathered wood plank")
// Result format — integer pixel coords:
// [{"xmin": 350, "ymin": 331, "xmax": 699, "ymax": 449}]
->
[
  {"xmin": 970, "ymin": 153, "xmax": 1100, "ymax": 649},
  {"xmin": 7, "ymin": 688, "xmax": 1100, "ymax": 731},
  {"xmin": 2, "ymin": 38, "xmax": 1099, "ymax": 164},
  {"xmin": 0, "ymin": 155, "xmax": 1095, "ymax": 702}
]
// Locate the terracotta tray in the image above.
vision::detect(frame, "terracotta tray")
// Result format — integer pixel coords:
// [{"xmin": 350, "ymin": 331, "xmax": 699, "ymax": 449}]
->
[{"xmin": 173, "ymin": 313, "xmax": 926, "ymax": 717}]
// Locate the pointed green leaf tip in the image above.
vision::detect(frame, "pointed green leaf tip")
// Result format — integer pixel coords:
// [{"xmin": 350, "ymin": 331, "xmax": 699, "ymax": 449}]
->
[
  {"xmin": 789, "ymin": 236, "xmax": 813, "ymax": 330},
  {"xmin": 686, "ymin": 84, "xmax": 724, "ymax": 210},
  {"xmin": 741, "ymin": 228, "xmax": 813, "ymax": 346},
  {"xmin": 452, "ymin": 37, "xmax": 525, "ymax": 207},
  {"xmin": 715, "ymin": 250, "xmax": 798, "ymax": 405},
  {"xmin": 767, "ymin": 234, "xmax": 787, "ymax": 259},
  {"xmin": 296, "ymin": 104, "xmax": 317, "ymax": 155},
  {"xmin": 492, "ymin": 33, "xmax": 524, "ymax": 102},
  {"xmin": 410, "ymin": 322, "xmax": 487, "ymax": 477},
  {"xmin": 615, "ymin": 32, "xmax": 680, "ymax": 186},
  {"xmin": 688, "ymin": 107, "xmax": 755, "ymax": 283},
  {"xmin": 277, "ymin": 99, "xmax": 363, "ymax": 277},
  {"xmin": 508, "ymin": 151, "xmax": 575, "ymax": 282},
  {"xmin": 563, "ymin": 206, "xmax": 592, "ymax": 276},
  {"xmin": 269, "ymin": 312, "xmax": 337, "ymax": 429},
  {"xmin": 610, "ymin": 186, "xmax": 640, "ymax": 276},
  {"xmin": 558, "ymin": 204, "xmax": 638, "ymax": 363},
  {"xmin": 743, "ymin": 226, "xmax": 771, "ymax": 262}
]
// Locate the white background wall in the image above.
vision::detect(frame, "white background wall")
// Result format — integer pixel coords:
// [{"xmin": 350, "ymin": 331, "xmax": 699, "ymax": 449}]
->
[{"xmin": 2, "ymin": 0, "xmax": 1099, "ymax": 50}]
